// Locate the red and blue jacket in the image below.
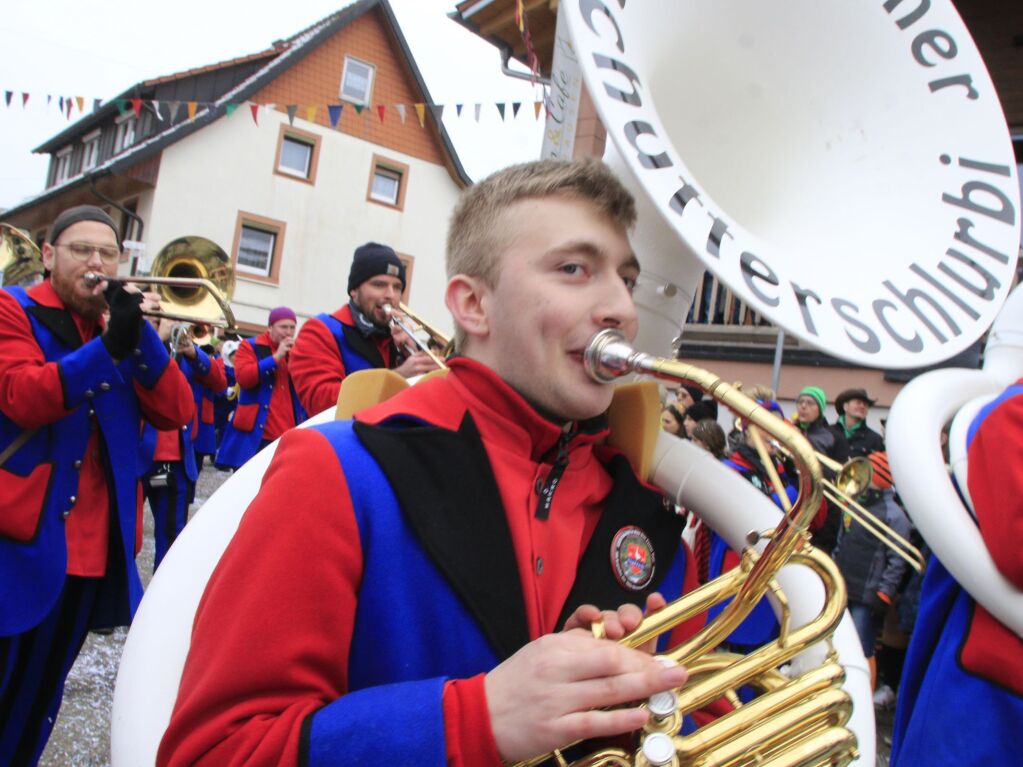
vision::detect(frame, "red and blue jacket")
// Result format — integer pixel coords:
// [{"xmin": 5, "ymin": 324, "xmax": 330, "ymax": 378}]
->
[
  {"xmin": 891, "ymin": 380, "xmax": 1023, "ymax": 765},
  {"xmin": 158, "ymin": 358, "xmax": 702, "ymax": 766},
  {"xmin": 216, "ymin": 334, "xmax": 306, "ymax": 469},
  {"xmin": 0, "ymin": 282, "xmax": 192, "ymax": 636},
  {"xmin": 289, "ymin": 304, "xmax": 398, "ymax": 416}
]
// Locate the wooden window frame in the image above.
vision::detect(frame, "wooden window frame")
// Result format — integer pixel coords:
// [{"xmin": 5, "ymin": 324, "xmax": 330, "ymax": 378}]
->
[
  {"xmin": 273, "ymin": 124, "xmax": 321, "ymax": 185},
  {"xmin": 231, "ymin": 211, "xmax": 286, "ymax": 286},
  {"xmin": 396, "ymin": 252, "xmax": 414, "ymax": 304},
  {"xmin": 366, "ymin": 154, "xmax": 409, "ymax": 211},
  {"xmin": 81, "ymin": 129, "xmax": 101, "ymax": 172}
]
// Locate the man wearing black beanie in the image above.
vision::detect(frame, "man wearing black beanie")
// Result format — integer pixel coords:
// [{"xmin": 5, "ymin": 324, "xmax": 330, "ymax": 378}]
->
[
  {"xmin": 290, "ymin": 241, "xmax": 438, "ymax": 415},
  {"xmin": 0, "ymin": 204, "xmax": 193, "ymax": 764}
]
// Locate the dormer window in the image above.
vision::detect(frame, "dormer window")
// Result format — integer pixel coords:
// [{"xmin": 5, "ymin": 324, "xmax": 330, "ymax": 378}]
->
[
  {"xmin": 53, "ymin": 147, "xmax": 73, "ymax": 185},
  {"xmin": 114, "ymin": 114, "xmax": 137, "ymax": 154},
  {"xmin": 340, "ymin": 56, "xmax": 374, "ymax": 105},
  {"xmin": 82, "ymin": 129, "xmax": 101, "ymax": 171}
]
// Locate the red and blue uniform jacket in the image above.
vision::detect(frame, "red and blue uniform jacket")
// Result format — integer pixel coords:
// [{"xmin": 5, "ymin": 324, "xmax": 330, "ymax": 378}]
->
[
  {"xmin": 289, "ymin": 304, "xmax": 398, "ymax": 416},
  {"xmin": 139, "ymin": 347, "xmax": 226, "ymax": 482},
  {"xmin": 158, "ymin": 358, "xmax": 703, "ymax": 767},
  {"xmin": 891, "ymin": 380, "xmax": 1023, "ymax": 765},
  {"xmin": 191, "ymin": 351, "xmax": 226, "ymax": 456},
  {"xmin": 0, "ymin": 282, "xmax": 192, "ymax": 636},
  {"xmin": 216, "ymin": 335, "xmax": 306, "ymax": 469}
]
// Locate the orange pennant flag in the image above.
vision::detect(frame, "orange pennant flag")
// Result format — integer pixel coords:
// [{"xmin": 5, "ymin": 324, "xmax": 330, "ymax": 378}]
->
[
  {"xmin": 187, "ymin": 102, "xmax": 198, "ymax": 119},
  {"xmin": 534, "ymin": 101, "xmax": 543, "ymax": 119},
  {"xmin": 306, "ymin": 105, "xmax": 318, "ymax": 123},
  {"xmin": 414, "ymin": 103, "xmax": 426, "ymax": 127},
  {"xmin": 76, "ymin": 96, "xmax": 85, "ymax": 113}
]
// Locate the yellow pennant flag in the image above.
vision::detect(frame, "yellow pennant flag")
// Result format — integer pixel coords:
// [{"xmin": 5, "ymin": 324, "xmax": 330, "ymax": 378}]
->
[
  {"xmin": 187, "ymin": 101, "xmax": 198, "ymax": 119},
  {"xmin": 76, "ymin": 96, "xmax": 85, "ymax": 113},
  {"xmin": 414, "ymin": 103, "xmax": 426, "ymax": 128},
  {"xmin": 306, "ymin": 105, "xmax": 318, "ymax": 123},
  {"xmin": 534, "ymin": 101, "xmax": 543, "ymax": 119}
]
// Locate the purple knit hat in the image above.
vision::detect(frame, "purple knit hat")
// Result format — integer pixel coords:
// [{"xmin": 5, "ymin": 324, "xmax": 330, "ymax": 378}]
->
[{"xmin": 268, "ymin": 306, "xmax": 296, "ymax": 326}]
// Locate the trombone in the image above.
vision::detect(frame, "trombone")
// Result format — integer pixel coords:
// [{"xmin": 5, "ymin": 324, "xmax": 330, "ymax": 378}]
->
[
  {"xmin": 740, "ymin": 414, "xmax": 926, "ymax": 573},
  {"xmin": 383, "ymin": 302, "xmax": 450, "ymax": 370},
  {"xmin": 816, "ymin": 452, "xmax": 926, "ymax": 573},
  {"xmin": 84, "ymin": 235, "xmax": 236, "ymax": 330}
]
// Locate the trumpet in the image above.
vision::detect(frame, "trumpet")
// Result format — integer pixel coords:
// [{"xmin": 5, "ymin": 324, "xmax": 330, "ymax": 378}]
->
[
  {"xmin": 511, "ymin": 329, "xmax": 858, "ymax": 767},
  {"xmin": 382, "ymin": 303, "xmax": 449, "ymax": 370}
]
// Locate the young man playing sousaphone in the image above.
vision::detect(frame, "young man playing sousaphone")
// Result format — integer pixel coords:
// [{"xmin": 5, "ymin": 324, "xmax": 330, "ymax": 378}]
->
[{"xmin": 158, "ymin": 159, "xmax": 704, "ymax": 766}]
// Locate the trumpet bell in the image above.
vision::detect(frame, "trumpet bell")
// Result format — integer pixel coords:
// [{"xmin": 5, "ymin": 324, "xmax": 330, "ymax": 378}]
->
[
  {"xmin": 834, "ymin": 458, "xmax": 873, "ymax": 498},
  {"xmin": 148, "ymin": 237, "xmax": 235, "ymax": 326}
]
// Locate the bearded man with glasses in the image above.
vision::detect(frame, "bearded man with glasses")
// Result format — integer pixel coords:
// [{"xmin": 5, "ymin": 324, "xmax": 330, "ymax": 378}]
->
[{"xmin": 0, "ymin": 205, "xmax": 194, "ymax": 766}]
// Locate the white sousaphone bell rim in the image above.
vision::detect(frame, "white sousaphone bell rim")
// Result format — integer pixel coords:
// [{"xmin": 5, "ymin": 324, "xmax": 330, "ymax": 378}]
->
[{"xmin": 561, "ymin": 0, "xmax": 1020, "ymax": 370}]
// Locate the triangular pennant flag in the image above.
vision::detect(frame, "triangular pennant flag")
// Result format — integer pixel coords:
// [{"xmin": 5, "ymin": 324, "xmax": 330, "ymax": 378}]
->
[
  {"xmin": 395, "ymin": 103, "xmax": 406, "ymax": 124},
  {"xmin": 47, "ymin": 95, "xmax": 52, "ymax": 106},
  {"xmin": 534, "ymin": 100, "xmax": 543, "ymax": 119},
  {"xmin": 168, "ymin": 101, "xmax": 181, "ymax": 122},
  {"xmin": 511, "ymin": 102, "xmax": 521, "ymax": 119},
  {"xmin": 496, "ymin": 102, "xmax": 506, "ymax": 121},
  {"xmin": 354, "ymin": 104, "xmax": 365, "ymax": 114},
  {"xmin": 187, "ymin": 101, "xmax": 198, "ymax": 119},
  {"xmin": 328, "ymin": 104, "xmax": 343, "ymax": 129},
  {"xmin": 285, "ymin": 104, "xmax": 297, "ymax": 125},
  {"xmin": 65, "ymin": 99, "xmax": 73, "ymax": 118},
  {"xmin": 377, "ymin": 104, "xmax": 386, "ymax": 123},
  {"xmin": 474, "ymin": 103, "xmax": 481, "ymax": 122},
  {"xmin": 58, "ymin": 96, "xmax": 65, "ymax": 112},
  {"xmin": 93, "ymin": 98, "xmax": 102, "ymax": 112},
  {"xmin": 4, "ymin": 91, "xmax": 11, "ymax": 107},
  {"xmin": 413, "ymin": 103, "xmax": 426, "ymax": 128},
  {"xmin": 225, "ymin": 103, "xmax": 238, "ymax": 117},
  {"xmin": 455, "ymin": 103, "xmax": 463, "ymax": 117},
  {"xmin": 22, "ymin": 93, "xmax": 30, "ymax": 107},
  {"xmin": 114, "ymin": 98, "xmax": 128, "ymax": 116},
  {"xmin": 151, "ymin": 100, "xmax": 163, "ymax": 121},
  {"xmin": 131, "ymin": 98, "xmax": 142, "ymax": 118},
  {"xmin": 250, "ymin": 103, "xmax": 260, "ymax": 125},
  {"xmin": 430, "ymin": 104, "xmax": 444, "ymax": 123},
  {"xmin": 306, "ymin": 105, "xmax": 317, "ymax": 123}
]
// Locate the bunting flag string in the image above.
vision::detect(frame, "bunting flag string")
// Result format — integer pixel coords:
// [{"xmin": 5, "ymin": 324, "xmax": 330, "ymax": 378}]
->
[{"xmin": 0, "ymin": 88, "xmax": 549, "ymax": 132}]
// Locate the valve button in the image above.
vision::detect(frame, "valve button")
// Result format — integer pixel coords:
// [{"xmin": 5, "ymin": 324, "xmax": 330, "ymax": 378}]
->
[
  {"xmin": 648, "ymin": 690, "xmax": 677, "ymax": 719},
  {"xmin": 642, "ymin": 732, "xmax": 675, "ymax": 765}
]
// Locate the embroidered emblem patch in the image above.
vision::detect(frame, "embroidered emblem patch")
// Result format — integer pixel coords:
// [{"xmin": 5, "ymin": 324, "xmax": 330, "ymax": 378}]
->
[
  {"xmin": 387, "ymin": 264, "xmax": 399, "ymax": 276},
  {"xmin": 611, "ymin": 526, "xmax": 655, "ymax": 591}
]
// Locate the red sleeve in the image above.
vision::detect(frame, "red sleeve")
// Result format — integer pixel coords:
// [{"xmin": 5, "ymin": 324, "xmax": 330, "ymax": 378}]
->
[
  {"xmin": 233, "ymin": 340, "xmax": 264, "ymax": 390},
  {"xmin": 135, "ymin": 360, "xmax": 193, "ymax": 431},
  {"xmin": 442, "ymin": 676, "xmax": 503, "ymax": 767},
  {"xmin": 195, "ymin": 354, "xmax": 227, "ymax": 392},
  {"xmin": 967, "ymin": 386, "xmax": 1023, "ymax": 588},
  {"xmin": 289, "ymin": 318, "xmax": 346, "ymax": 416},
  {"xmin": 0, "ymin": 289, "xmax": 72, "ymax": 427},
  {"xmin": 158, "ymin": 427, "xmax": 364, "ymax": 767}
]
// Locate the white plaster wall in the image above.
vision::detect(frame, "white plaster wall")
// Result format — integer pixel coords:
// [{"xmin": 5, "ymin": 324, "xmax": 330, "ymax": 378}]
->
[{"xmin": 144, "ymin": 110, "xmax": 461, "ymax": 334}]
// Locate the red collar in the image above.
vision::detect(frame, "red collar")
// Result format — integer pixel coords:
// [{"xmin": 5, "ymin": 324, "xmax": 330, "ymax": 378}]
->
[{"xmin": 358, "ymin": 357, "xmax": 608, "ymax": 462}]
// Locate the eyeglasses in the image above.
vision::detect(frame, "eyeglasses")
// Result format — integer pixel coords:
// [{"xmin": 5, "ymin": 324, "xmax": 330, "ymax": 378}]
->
[{"xmin": 57, "ymin": 241, "xmax": 124, "ymax": 264}]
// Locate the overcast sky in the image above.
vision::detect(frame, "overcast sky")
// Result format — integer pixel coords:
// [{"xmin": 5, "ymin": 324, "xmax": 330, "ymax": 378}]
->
[{"xmin": 0, "ymin": 0, "xmax": 546, "ymax": 210}]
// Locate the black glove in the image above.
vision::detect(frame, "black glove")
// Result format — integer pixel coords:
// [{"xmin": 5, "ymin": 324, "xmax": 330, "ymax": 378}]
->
[{"xmin": 101, "ymin": 282, "xmax": 143, "ymax": 360}]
